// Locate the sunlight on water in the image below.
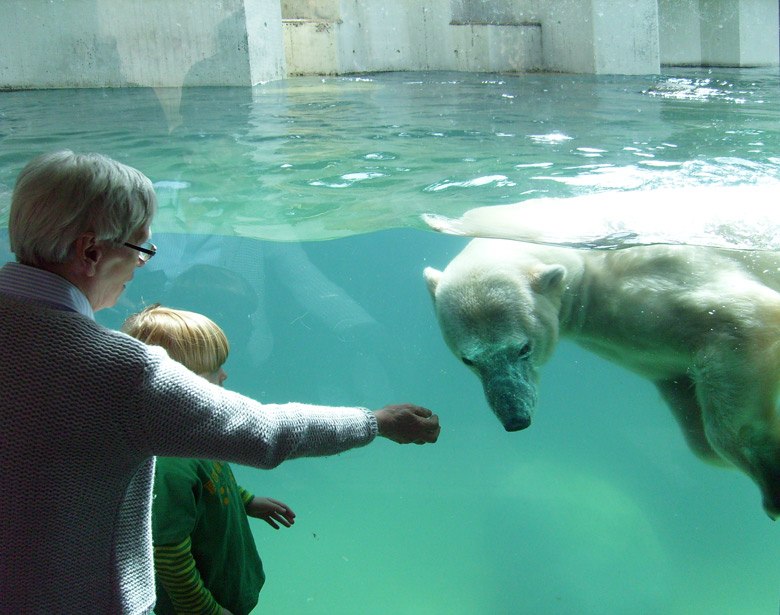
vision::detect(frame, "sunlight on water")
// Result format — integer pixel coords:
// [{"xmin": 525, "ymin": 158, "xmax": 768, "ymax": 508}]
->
[{"xmin": 1, "ymin": 68, "xmax": 780, "ymax": 614}]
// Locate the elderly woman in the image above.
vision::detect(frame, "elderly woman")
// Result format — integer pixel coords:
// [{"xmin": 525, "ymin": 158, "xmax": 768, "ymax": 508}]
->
[{"xmin": 0, "ymin": 150, "xmax": 440, "ymax": 614}]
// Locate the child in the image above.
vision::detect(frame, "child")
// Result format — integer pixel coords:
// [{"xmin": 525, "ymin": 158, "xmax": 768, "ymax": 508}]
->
[{"xmin": 122, "ymin": 304, "xmax": 296, "ymax": 615}]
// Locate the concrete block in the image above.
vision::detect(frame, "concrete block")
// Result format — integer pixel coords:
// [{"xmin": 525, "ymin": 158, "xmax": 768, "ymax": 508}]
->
[
  {"xmin": 592, "ymin": 0, "xmax": 660, "ymax": 74},
  {"xmin": 246, "ymin": 0, "xmax": 286, "ymax": 84},
  {"xmin": 449, "ymin": 24, "xmax": 543, "ymax": 73},
  {"xmin": 659, "ymin": 0, "xmax": 703, "ymax": 66},
  {"xmin": 0, "ymin": 0, "xmax": 284, "ymax": 89},
  {"xmin": 283, "ymin": 20, "xmax": 340, "ymax": 76},
  {"xmin": 736, "ymin": 0, "xmax": 780, "ymax": 66},
  {"xmin": 338, "ymin": 1, "xmax": 426, "ymax": 73}
]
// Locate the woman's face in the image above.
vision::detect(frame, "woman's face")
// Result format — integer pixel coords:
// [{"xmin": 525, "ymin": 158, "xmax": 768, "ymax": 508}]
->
[
  {"xmin": 198, "ymin": 366, "xmax": 228, "ymax": 387},
  {"xmin": 89, "ymin": 225, "xmax": 151, "ymax": 311}
]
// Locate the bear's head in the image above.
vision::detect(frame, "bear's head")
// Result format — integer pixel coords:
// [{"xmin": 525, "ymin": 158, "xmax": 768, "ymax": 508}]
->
[{"xmin": 424, "ymin": 239, "xmax": 571, "ymax": 431}]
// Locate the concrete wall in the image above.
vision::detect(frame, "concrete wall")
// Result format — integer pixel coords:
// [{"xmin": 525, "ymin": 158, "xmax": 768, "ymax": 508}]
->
[
  {"xmin": 281, "ymin": 0, "xmax": 542, "ymax": 75},
  {"xmin": 282, "ymin": 0, "xmax": 665, "ymax": 75},
  {"xmin": 701, "ymin": 0, "xmax": 779, "ymax": 66},
  {"xmin": 592, "ymin": 0, "xmax": 660, "ymax": 74},
  {"xmin": 658, "ymin": 0, "xmax": 703, "ymax": 65},
  {"xmin": 0, "ymin": 0, "xmax": 285, "ymax": 89},
  {"xmin": 0, "ymin": 0, "xmax": 777, "ymax": 89},
  {"xmin": 659, "ymin": 0, "xmax": 779, "ymax": 66},
  {"xmin": 245, "ymin": 1, "xmax": 286, "ymax": 84}
]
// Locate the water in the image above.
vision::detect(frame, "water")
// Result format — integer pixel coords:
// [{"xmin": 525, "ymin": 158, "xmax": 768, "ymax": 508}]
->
[
  {"xmin": 2, "ymin": 69, "xmax": 780, "ymax": 240},
  {"xmin": 2, "ymin": 68, "xmax": 780, "ymax": 614}
]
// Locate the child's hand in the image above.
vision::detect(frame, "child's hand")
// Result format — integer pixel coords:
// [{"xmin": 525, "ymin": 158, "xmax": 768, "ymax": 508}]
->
[{"xmin": 246, "ymin": 497, "xmax": 296, "ymax": 529}]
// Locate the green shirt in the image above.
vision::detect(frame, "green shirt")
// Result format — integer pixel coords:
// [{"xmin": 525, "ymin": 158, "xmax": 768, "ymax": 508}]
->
[{"xmin": 152, "ymin": 458, "xmax": 266, "ymax": 615}]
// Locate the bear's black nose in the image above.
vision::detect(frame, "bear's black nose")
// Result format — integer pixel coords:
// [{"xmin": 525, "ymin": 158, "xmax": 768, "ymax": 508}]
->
[{"xmin": 502, "ymin": 415, "xmax": 531, "ymax": 431}]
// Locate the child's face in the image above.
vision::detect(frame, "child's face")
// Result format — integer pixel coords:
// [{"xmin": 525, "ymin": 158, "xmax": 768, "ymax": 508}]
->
[{"xmin": 198, "ymin": 366, "xmax": 227, "ymax": 387}]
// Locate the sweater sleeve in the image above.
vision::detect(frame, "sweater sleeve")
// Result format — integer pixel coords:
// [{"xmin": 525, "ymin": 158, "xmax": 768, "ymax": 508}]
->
[{"xmin": 128, "ymin": 346, "xmax": 378, "ymax": 466}]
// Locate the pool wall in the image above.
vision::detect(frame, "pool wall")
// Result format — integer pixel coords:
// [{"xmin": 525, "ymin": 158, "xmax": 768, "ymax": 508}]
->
[{"xmin": 1, "ymin": 0, "xmax": 778, "ymax": 89}]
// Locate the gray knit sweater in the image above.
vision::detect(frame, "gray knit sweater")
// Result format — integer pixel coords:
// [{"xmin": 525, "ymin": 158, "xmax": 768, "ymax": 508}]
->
[{"xmin": 0, "ymin": 292, "xmax": 377, "ymax": 614}]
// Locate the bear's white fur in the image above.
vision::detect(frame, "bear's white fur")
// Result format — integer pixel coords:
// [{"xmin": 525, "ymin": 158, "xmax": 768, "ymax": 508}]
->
[{"xmin": 425, "ymin": 238, "xmax": 780, "ymax": 518}]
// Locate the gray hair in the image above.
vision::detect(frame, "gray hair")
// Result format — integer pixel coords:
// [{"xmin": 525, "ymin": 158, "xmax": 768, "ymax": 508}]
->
[{"xmin": 9, "ymin": 150, "xmax": 157, "ymax": 265}]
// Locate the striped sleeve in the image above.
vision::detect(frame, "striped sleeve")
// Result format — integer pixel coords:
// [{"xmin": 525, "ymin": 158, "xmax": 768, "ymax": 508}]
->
[
  {"xmin": 153, "ymin": 536, "xmax": 221, "ymax": 615},
  {"xmin": 238, "ymin": 485, "xmax": 255, "ymax": 507}
]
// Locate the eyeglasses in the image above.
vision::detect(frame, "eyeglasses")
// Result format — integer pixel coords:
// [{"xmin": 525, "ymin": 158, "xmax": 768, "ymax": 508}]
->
[{"xmin": 123, "ymin": 241, "xmax": 157, "ymax": 262}]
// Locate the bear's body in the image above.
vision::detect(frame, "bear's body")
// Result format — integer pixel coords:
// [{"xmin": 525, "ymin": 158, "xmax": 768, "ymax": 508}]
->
[{"xmin": 425, "ymin": 238, "xmax": 780, "ymax": 517}]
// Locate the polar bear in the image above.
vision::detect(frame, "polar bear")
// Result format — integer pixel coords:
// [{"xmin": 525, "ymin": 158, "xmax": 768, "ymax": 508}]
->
[{"xmin": 424, "ymin": 238, "xmax": 780, "ymax": 518}]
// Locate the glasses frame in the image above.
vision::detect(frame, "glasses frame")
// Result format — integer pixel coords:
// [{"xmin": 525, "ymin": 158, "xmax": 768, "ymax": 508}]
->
[{"xmin": 124, "ymin": 241, "xmax": 157, "ymax": 262}]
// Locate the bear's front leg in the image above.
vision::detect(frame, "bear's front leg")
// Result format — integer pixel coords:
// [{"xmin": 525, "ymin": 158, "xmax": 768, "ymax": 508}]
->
[
  {"xmin": 734, "ymin": 425, "xmax": 780, "ymax": 519},
  {"xmin": 693, "ymin": 344, "xmax": 780, "ymax": 519},
  {"xmin": 655, "ymin": 377, "xmax": 729, "ymax": 466}
]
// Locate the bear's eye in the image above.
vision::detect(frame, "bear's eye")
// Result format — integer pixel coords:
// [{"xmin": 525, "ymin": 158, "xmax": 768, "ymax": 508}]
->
[
  {"xmin": 462, "ymin": 357, "xmax": 474, "ymax": 367},
  {"xmin": 517, "ymin": 343, "xmax": 532, "ymax": 359}
]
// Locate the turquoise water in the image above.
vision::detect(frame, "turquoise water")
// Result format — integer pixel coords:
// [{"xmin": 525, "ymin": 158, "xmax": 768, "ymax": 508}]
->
[{"xmin": 2, "ymin": 68, "xmax": 780, "ymax": 614}]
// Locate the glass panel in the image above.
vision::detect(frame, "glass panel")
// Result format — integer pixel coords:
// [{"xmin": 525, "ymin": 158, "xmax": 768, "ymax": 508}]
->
[{"xmin": 2, "ymin": 3, "xmax": 780, "ymax": 614}]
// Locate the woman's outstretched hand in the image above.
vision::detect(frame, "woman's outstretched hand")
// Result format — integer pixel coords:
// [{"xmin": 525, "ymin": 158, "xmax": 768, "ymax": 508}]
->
[{"xmin": 373, "ymin": 404, "xmax": 441, "ymax": 444}]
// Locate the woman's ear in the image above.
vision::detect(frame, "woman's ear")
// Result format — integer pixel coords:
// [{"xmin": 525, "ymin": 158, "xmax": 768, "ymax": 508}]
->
[{"xmin": 72, "ymin": 233, "xmax": 102, "ymax": 277}]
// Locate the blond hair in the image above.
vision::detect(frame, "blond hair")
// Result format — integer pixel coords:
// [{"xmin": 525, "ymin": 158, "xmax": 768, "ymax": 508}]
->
[{"xmin": 122, "ymin": 304, "xmax": 229, "ymax": 375}]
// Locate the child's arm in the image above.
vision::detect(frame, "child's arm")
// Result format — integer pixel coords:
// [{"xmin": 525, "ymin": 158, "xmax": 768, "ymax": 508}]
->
[{"xmin": 154, "ymin": 536, "xmax": 225, "ymax": 615}]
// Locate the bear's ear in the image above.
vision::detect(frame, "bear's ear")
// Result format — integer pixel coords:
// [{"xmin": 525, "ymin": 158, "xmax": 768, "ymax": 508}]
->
[
  {"xmin": 423, "ymin": 267, "xmax": 443, "ymax": 300},
  {"xmin": 533, "ymin": 265, "xmax": 566, "ymax": 294}
]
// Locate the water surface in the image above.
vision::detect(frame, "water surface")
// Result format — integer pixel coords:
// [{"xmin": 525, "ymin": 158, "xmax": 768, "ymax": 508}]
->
[{"xmin": 2, "ymin": 68, "xmax": 779, "ymax": 239}]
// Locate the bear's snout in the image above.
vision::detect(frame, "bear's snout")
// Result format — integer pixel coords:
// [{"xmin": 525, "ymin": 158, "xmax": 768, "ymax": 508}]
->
[
  {"xmin": 502, "ymin": 415, "xmax": 532, "ymax": 431},
  {"xmin": 483, "ymin": 374, "xmax": 536, "ymax": 433}
]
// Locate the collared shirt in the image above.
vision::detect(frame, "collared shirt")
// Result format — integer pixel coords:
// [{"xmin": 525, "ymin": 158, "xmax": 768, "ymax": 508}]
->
[{"xmin": 0, "ymin": 261, "xmax": 94, "ymax": 319}]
